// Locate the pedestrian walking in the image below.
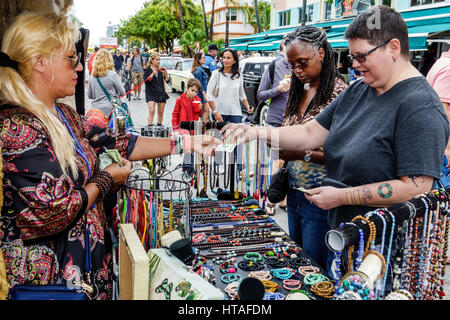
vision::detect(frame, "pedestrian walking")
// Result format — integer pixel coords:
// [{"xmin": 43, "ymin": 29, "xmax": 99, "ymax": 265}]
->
[
  {"xmin": 127, "ymin": 47, "xmax": 145, "ymax": 100},
  {"xmin": 143, "ymin": 52, "xmax": 170, "ymax": 126},
  {"xmin": 113, "ymin": 49, "xmax": 124, "ymax": 76},
  {"xmin": 206, "ymin": 48, "xmax": 253, "ymax": 124}
]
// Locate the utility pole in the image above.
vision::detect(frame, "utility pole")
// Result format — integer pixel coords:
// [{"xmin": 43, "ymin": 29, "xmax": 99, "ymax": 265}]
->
[{"xmin": 225, "ymin": 3, "xmax": 230, "ymax": 48}]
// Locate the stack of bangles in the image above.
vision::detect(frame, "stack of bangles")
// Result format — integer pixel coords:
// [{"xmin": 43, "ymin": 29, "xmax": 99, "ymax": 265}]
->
[
  {"xmin": 192, "ymin": 233, "xmax": 206, "ymax": 243},
  {"xmin": 271, "ymin": 268, "xmax": 293, "ymax": 280},
  {"xmin": 264, "ymin": 292, "xmax": 286, "ymax": 300},
  {"xmin": 90, "ymin": 170, "xmax": 114, "ymax": 201},
  {"xmin": 170, "ymin": 134, "xmax": 191, "ymax": 154},
  {"xmin": 298, "ymin": 266, "xmax": 320, "ymax": 276},
  {"xmin": 283, "ymin": 279, "xmax": 302, "ymax": 291},
  {"xmin": 238, "ymin": 260, "xmax": 265, "ymax": 271},
  {"xmin": 310, "ymin": 281, "xmax": 335, "ymax": 299}
]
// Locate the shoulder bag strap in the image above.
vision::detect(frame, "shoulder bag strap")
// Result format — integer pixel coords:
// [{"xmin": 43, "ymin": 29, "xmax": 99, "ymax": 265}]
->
[{"xmin": 96, "ymin": 77, "xmax": 111, "ymax": 102}]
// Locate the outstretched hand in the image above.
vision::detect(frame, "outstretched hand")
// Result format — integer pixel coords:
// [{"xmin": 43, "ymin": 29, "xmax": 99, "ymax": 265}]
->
[
  {"xmin": 220, "ymin": 123, "xmax": 259, "ymax": 145},
  {"xmin": 188, "ymin": 135, "xmax": 223, "ymax": 156}
]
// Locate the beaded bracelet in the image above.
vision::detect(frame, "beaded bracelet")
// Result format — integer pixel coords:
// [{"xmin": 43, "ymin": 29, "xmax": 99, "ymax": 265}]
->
[
  {"xmin": 224, "ymin": 281, "xmax": 240, "ymax": 299},
  {"xmin": 271, "ymin": 268, "xmax": 293, "ymax": 280},
  {"xmin": 282, "ymin": 279, "xmax": 302, "ymax": 291},
  {"xmin": 243, "ymin": 251, "xmax": 263, "ymax": 263},
  {"xmin": 303, "ymin": 273, "xmax": 328, "ymax": 286},
  {"xmin": 263, "ymin": 292, "xmax": 285, "ymax": 300},
  {"xmin": 192, "ymin": 232, "xmax": 206, "ymax": 243},
  {"xmin": 265, "ymin": 257, "xmax": 287, "ymax": 268},
  {"xmin": 248, "ymin": 271, "xmax": 272, "ymax": 281},
  {"xmin": 298, "ymin": 266, "xmax": 320, "ymax": 276},
  {"xmin": 90, "ymin": 170, "xmax": 114, "ymax": 201},
  {"xmin": 220, "ymin": 262, "xmax": 238, "ymax": 274},
  {"xmin": 286, "ymin": 290, "xmax": 311, "ymax": 300},
  {"xmin": 287, "ymin": 257, "xmax": 311, "ymax": 268},
  {"xmin": 207, "ymin": 235, "xmax": 221, "ymax": 243},
  {"xmin": 311, "ymin": 281, "xmax": 334, "ymax": 299},
  {"xmin": 261, "ymin": 280, "xmax": 279, "ymax": 293},
  {"xmin": 221, "ymin": 273, "xmax": 242, "ymax": 284},
  {"xmin": 238, "ymin": 260, "xmax": 265, "ymax": 271}
]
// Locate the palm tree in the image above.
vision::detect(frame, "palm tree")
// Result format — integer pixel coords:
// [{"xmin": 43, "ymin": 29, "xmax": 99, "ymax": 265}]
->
[
  {"xmin": 209, "ymin": 0, "xmax": 216, "ymax": 41},
  {"xmin": 200, "ymin": 0, "xmax": 209, "ymax": 40},
  {"xmin": 253, "ymin": 0, "xmax": 261, "ymax": 33},
  {"xmin": 177, "ymin": 0, "xmax": 186, "ymax": 32}
]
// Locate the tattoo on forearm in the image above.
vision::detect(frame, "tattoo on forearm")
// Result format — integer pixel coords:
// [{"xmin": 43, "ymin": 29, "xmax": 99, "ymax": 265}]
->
[
  {"xmin": 377, "ymin": 183, "xmax": 393, "ymax": 199},
  {"xmin": 408, "ymin": 175, "xmax": 424, "ymax": 188},
  {"xmin": 361, "ymin": 187, "xmax": 372, "ymax": 205},
  {"xmin": 346, "ymin": 187, "xmax": 372, "ymax": 206}
]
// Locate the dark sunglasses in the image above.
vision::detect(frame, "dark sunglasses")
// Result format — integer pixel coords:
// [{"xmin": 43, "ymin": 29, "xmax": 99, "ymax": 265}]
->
[
  {"xmin": 66, "ymin": 52, "xmax": 82, "ymax": 69},
  {"xmin": 347, "ymin": 39, "xmax": 392, "ymax": 64}
]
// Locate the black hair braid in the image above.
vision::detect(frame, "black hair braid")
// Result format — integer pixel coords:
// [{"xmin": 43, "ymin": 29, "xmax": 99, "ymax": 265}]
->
[{"xmin": 283, "ymin": 26, "xmax": 342, "ymax": 119}]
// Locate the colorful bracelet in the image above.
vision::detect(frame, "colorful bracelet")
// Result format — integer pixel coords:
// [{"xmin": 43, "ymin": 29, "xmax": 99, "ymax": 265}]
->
[
  {"xmin": 271, "ymin": 268, "xmax": 293, "ymax": 280},
  {"xmin": 90, "ymin": 170, "xmax": 113, "ymax": 201},
  {"xmin": 192, "ymin": 232, "xmax": 206, "ymax": 243},
  {"xmin": 311, "ymin": 281, "xmax": 334, "ymax": 299},
  {"xmin": 283, "ymin": 279, "xmax": 302, "ymax": 291},
  {"xmin": 243, "ymin": 252, "xmax": 263, "ymax": 263},
  {"xmin": 207, "ymin": 235, "xmax": 221, "ymax": 243},
  {"xmin": 298, "ymin": 265, "xmax": 320, "ymax": 276},
  {"xmin": 263, "ymin": 292, "xmax": 286, "ymax": 300},
  {"xmin": 303, "ymin": 273, "xmax": 328, "ymax": 286},
  {"xmin": 261, "ymin": 280, "xmax": 279, "ymax": 293},
  {"xmin": 221, "ymin": 273, "xmax": 241, "ymax": 284}
]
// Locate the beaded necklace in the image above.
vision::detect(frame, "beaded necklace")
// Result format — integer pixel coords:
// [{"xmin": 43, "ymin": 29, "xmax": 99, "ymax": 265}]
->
[
  {"xmin": 55, "ymin": 105, "xmax": 91, "ymax": 178},
  {"xmin": 380, "ymin": 210, "xmax": 395, "ymax": 299}
]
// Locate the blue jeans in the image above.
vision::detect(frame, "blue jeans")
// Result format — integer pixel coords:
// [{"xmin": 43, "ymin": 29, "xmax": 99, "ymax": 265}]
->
[
  {"xmin": 221, "ymin": 115, "xmax": 242, "ymax": 124},
  {"xmin": 286, "ymin": 188, "xmax": 332, "ymax": 274}
]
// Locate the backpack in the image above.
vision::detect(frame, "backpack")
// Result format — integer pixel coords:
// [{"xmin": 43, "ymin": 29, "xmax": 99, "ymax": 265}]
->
[{"xmin": 268, "ymin": 59, "xmax": 276, "ymax": 89}]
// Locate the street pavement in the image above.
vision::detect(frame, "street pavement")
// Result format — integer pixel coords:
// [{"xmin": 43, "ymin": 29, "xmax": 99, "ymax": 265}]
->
[{"xmin": 85, "ymin": 82, "xmax": 450, "ymax": 300}]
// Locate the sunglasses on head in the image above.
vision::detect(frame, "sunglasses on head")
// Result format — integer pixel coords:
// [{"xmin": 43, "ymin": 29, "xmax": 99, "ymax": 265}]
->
[{"xmin": 347, "ymin": 38, "xmax": 392, "ymax": 64}]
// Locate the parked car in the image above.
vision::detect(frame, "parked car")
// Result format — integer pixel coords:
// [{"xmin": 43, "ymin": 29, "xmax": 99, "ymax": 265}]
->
[
  {"xmin": 168, "ymin": 58, "xmax": 194, "ymax": 93},
  {"xmin": 239, "ymin": 56, "xmax": 275, "ymax": 125},
  {"xmin": 160, "ymin": 56, "xmax": 182, "ymax": 70}
]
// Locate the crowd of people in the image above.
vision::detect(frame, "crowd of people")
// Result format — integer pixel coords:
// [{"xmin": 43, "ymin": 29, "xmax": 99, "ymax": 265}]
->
[{"xmin": 0, "ymin": 5, "xmax": 449, "ymax": 300}]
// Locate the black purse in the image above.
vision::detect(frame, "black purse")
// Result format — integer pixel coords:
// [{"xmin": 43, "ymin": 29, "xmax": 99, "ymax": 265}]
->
[
  {"xmin": 9, "ymin": 220, "xmax": 93, "ymax": 300},
  {"xmin": 267, "ymin": 161, "xmax": 290, "ymax": 204}
]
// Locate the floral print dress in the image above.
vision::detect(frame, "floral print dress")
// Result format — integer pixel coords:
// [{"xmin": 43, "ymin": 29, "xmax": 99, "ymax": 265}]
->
[{"xmin": 0, "ymin": 103, "xmax": 138, "ymax": 299}]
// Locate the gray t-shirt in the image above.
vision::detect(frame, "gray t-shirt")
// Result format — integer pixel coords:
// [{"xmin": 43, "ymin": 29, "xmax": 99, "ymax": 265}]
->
[
  {"xmin": 316, "ymin": 76, "xmax": 449, "ymax": 229},
  {"xmin": 131, "ymin": 55, "xmax": 144, "ymax": 73}
]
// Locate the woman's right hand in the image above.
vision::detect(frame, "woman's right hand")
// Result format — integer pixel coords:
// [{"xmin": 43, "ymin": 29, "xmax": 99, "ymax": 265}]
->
[
  {"xmin": 220, "ymin": 123, "xmax": 259, "ymax": 144},
  {"xmin": 103, "ymin": 158, "xmax": 132, "ymax": 186}
]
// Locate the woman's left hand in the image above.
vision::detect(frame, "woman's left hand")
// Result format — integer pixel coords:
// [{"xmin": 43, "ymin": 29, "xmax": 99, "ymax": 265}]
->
[
  {"xmin": 246, "ymin": 106, "xmax": 254, "ymax": 114},
  {"xmin": 188, "ymin": 135, "xmax": 222, "ymax": 156},
  {"xmin": 304, "ymin": 186, "xmax": 344, "ymax": 210}
]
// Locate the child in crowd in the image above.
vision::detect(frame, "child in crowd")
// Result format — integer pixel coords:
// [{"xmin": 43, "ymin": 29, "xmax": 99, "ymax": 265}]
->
[{"xmin": 172, "ymin": 79, "xmax": 203, "ymax": 175}]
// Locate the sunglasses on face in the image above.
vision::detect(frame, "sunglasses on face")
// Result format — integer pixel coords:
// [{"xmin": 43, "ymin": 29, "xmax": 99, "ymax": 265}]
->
[
  {"xmin": 64, "ymin": 52, "xmax": 82, "ymax": 69},
  {"xmin": 347, "ymin": 39, "xmax": 392, "ymax": 64},
  {"xmin": 288, "ymin": 50, "xmax": 318, "ymax": 72}
]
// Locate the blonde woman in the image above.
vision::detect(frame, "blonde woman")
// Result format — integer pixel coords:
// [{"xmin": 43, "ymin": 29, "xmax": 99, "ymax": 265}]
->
[
  {"xmin": 0, "ymin": 11, "xmax": 219, "ymax": 299},
  {"xmin": 88, "ymin": 48, "xmax": 125, "ymax": 117},
  {"xmin": 143, "ymin": 52, "xmax": 169, "ymax": 126}
]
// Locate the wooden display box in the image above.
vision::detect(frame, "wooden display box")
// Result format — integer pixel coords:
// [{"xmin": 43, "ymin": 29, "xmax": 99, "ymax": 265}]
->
[
  {"xmin": 148, "ymin": 249, "xmax": 225, "ymax": 300},
  {"xmin": 119, "ymin": 224, "xmax": 149, "ymax": 300}
]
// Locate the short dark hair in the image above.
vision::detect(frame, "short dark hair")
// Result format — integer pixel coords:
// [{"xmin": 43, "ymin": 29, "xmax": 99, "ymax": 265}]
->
[
  {"xmin": 187, "ymin": 78, "xmax": 202, "ymax": 91},
  {"xmin": 344, "ymin": 5, "xmax": 409, "ymax": 57}
]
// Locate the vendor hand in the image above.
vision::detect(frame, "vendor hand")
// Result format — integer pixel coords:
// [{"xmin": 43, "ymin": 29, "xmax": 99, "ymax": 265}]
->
[
  {"xmin": 304, "ymin": 186, "xmax": 343, "ymax": 210},
  {"xmin": 220, "ymin": 123, "xmax": 259, "ymax": 144},
  {"xmin": 103, "ymin": 158, "xmax": 132, "ymax": 186},
  {"xmin": 246, "ymin": 106, "xmax": 254, "ymax": 114},
  {"xmin": 188, "ymin": 135, "xmax": 222, "ymax": 156},
  {"xmin": 213, "ymin": 111, "xmax": 223, "ymax": 122}
]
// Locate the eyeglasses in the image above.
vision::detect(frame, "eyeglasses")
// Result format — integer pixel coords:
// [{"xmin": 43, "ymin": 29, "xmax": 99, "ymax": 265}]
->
[
  {"xmin": 347, "ymin": 39, "xmax": 392, "ymax": 64},
  {"xmin": 288, "ymin": 51, "xmax": 318, "ymax": 72},
  {"xmin": 54, "ymin": 52, "xmax": 82, "ymax": 69}
]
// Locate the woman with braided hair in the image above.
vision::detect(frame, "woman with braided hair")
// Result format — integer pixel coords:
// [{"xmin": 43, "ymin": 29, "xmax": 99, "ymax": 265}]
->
[
  {"xmin": 278, "ymin": 26, "xmax": 347, "ymax": 273},
  {"xmin": 222, "ymin": 6, "xmax": 448, "ymax": 281}
]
